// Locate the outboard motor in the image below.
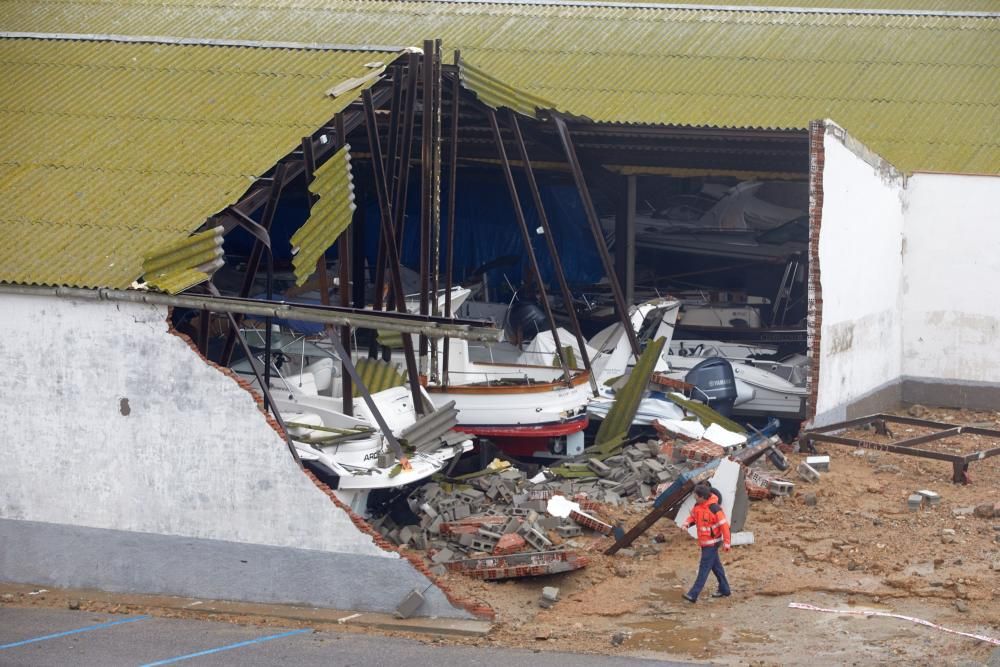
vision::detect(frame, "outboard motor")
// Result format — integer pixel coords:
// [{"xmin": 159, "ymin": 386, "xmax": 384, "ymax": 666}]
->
[
  {"xmin": 507, "ymin": 300, "xmax": 550, "ymax": 343},
  {"xmin": 684, "ymin": 357, "xmax": 738, "ymax": 418}
]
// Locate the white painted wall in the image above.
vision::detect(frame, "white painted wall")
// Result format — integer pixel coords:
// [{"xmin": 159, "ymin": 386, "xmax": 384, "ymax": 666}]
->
[
  {"xmin": 813, "ymin": 124, "xmax": 906, "ymax": 423},
  {"xmin": 902, "ymin": 173, "xmax": 1000, "ymax": 382},
  {"xmin": 0, "ymin": 293, "xmax": 389, "ymax": 557}
]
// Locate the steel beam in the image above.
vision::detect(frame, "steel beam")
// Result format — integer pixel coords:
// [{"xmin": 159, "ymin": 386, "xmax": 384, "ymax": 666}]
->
[
  {"xmin": 507, "ymin": 110, "xmax": 597, "ymax": 394},
  {"xmin": 486, "ymin": 107, "xmax": 571, "ymax": 385},
  {"xmin": 363, "ymin": 88, "xmax": 429, "ymax": 414},
  {"xmin": 551, "ymin": 114, "xmax": 641, "ymax": 357},
  {"xmin": 614, "ymin": 174, "xmax": 636, "ymax": 307},
  {"xmin": 324, "ymin": 328, "xmax": 404, "ymax": 459},
  {"xmin": 442, "ymin": 64, "xmax": 461, "ymax": 387},
  {"xmin": 2, "ymin": 284, "xmax": 501, "ymax": 341}
]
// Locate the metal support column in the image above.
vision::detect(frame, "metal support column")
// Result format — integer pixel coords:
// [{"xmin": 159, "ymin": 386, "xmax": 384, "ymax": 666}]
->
[
  {"xmin": 507, "ymin": 110, "xmax": 597, "ymax": 394},
  {"xmin": 552, "ymin": 114, "xmax": 641, "ymax": 358},
  {"xmin": 336, "ymin": 114, "xmax": 354, "ymax": 415},
  {"xmin": 486, "ymin": 107, "xmax": 571, "ymax": 384},
  {"xmin": 442, "ymin": 60, "xmax": 461, "ymax": 387},
  {"xmin": 615, "ymin": 174, "xmax": 636, "ymax": 308},
  {"xmin": 363, "ymin": 88, "xmax": 427, "ymax": 415},
  {"xmin": 219, "ymin": 162, "xmax": 289, "ymax": 366}
]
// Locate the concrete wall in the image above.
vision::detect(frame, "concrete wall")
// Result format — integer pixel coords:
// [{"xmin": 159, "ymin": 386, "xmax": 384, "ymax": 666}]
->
[
  {"xmin": 0, "ymin": 293, "xmax": 467, "ymax": 618},
  {"xmin": 812, "ymin": 124, "xmax": 906, "ymax": 425},
  {"xmin": 901, "ymin": 172, "xmax": 1000, "ymax": 408}
]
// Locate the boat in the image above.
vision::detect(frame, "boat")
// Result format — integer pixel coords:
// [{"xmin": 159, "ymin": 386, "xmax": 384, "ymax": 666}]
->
[
  {"xmin": 232, "ymin": 330, "xmax": 472, "ymax": 514},
  {"xmin": 600, "ymin": 180, "xmax": 809, "ymax": 261}
]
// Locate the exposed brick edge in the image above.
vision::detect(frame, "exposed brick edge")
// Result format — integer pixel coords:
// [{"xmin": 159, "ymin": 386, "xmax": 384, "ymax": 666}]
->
[
  {"xmin": 805, "ymin": 120, "xmax": 825, "ymax": 425},
  {"xmin": 163, "ymin": 313, "xmax": 494, "ymax": 620},
  {"xmin": 303, "ymin": 469, "xmax": 496, "ymax": 621}
]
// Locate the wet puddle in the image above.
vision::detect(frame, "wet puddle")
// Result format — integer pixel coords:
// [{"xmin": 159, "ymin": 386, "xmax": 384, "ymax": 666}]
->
[{"xmin": 624, "ymin": 618, "xmax": 717, "ymax": 654}]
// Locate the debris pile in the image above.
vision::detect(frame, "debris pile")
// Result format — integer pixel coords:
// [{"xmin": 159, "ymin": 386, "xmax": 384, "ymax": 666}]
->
[{"xmin": 370, "ymin": 440, "xmax": 698, "ymax": 578}]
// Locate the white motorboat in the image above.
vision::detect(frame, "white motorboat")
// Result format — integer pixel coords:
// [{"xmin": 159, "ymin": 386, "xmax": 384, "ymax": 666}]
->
[{"xmin": 232, "ymin": 331, "xmax": 472, "ymax": 514}]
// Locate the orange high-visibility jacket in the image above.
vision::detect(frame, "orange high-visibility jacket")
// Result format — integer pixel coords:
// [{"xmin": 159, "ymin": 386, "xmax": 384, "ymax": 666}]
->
[{"xmin": 683, "ymin": 494, "xmax": 731, "ymax": 549}]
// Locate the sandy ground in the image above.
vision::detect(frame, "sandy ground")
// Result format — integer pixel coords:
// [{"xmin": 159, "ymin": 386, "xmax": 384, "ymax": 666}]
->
[
  {"xmin": 3, "ymin": 407, "xmax": 998, "ymax": 666},
  {"xmin": 420, "ymin": 406, "xmax": 1000, "ymax": 665}
]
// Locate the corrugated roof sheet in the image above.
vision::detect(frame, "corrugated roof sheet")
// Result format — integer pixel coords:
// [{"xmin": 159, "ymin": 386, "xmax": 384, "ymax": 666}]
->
[
  {"xmin": 142, "ymin": 224, "xmax": 225, "ymax": 293},
  {"xmin": 290, "ymin": 145, "xmax": 356, "ymax": 286},
  {"xmin": 0, "ymin": 37, "xmax": 398, "ymax": 289},
  {"xmin": 3, "ymin": 2, "xmax": 994, "ymax": 174}
]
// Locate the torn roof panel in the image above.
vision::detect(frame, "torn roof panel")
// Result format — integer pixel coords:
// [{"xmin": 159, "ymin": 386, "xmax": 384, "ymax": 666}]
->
[
  {"xmin": 0, "ymin": 36, "xmax": 399, "ymax": 289},
  {"xmin": 2, "ymin": 1, "xmax": 994, "ymax": 174}
]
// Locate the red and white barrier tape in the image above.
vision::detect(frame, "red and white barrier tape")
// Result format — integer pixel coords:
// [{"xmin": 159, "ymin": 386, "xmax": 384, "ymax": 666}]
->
[{"xmin": 788, "ymin": 602, "xmax": 1000, "ymax": 646}]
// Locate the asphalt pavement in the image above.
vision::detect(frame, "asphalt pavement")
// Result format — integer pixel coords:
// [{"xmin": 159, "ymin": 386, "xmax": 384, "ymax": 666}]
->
[{"xmin": 0, "ymin": 607, "xmax": 694, "ymax": 666}]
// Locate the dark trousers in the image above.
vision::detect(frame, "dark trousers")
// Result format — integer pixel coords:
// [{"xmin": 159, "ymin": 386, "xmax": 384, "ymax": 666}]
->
[{"xmin": 687, "ymin": 545, "xmax": 730, "ymax": 600}]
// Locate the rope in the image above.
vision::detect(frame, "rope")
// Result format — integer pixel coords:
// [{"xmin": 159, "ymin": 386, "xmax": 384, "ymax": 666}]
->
[{"xmin": 788, "ymin": 602, "xmax": 1000, "ymax": 646}]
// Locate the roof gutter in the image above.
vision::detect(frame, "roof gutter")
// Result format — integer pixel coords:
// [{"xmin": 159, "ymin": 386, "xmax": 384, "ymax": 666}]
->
[{"xmin": 0, "ymin": 284, "xmax": 502, "ymax": 342}]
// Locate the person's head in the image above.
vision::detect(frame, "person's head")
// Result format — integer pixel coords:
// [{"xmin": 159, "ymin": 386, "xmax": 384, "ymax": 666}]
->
[{"xmin": 694, "ymin": 484, "xmax": 712, "ymax": 501}]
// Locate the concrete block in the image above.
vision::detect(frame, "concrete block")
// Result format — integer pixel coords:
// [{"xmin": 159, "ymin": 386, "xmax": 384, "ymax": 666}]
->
[
  {"xmin": 431, "ymin": 548, "xmax": 454, "ymax": 564},
  {"xmin": 806, "ymin": 455, "xmax": 830, "ymax": 472},
  {"xmin": 908, "ymin": 494, "xmax": 925, "ymax": 511},
  {"xmin": 588, "ymin": 458, "xmax": 612, "ymax": 477},
  {"xmin": 470, "ymin": 538, "xmax": 496, "ymax": 553},
  {"xmin": 411, "ymin": 533, "xmax": 428, "ymax": 550},
  {"xmin": 768, "ymin": 479, "xmax": 795, "ymax": 496},
  {"xmin": 428, "ymin": 516, "xmax": 443, "ymax": 535},
  {"xmin": 731, "ymin": 531, "xmax": 754, "ymax": 546},
  {"xmin": 644, "ymin": 458, "xmax": 665, "ymax": 473},
  {"xmin": 917, "ymin": 490, "xmax": 941, "ymax": 506},
  {"xmin": 503, "ymin": 517, "xmax": 522, "ymax": 534},
  {"xmin": 458, "ymin": 488, "xmax": 485, "ymax": 503},
  {"xmin": 429, "ymin": 564, "xmax": 447, "ymax": 576},
  {"xmin": 478, "ymin": 528, "xmax": 503, "ymax": 541},
  {"xmin": 453, "ymin": 503, "xmax": 471, "ymax": 520},
  {"xmin": 458, "ymin": 532, "xmax": 475, "ymax": 547},
  {"xmin": 557, "ymin": 525, "xmax": 582, "ymax": 538},
  {"xmin": 797, "ymin": 462, "xmax": 820, "ymax": 483},
  {"xmin": 398, "ymin": 525, "xmax": 416, "ymax": 545},
  {"xmin": 541, "ymin": 586, "xmax": 560, "ymax": 602},
  {"xmin": 394, "ymin": 588, "xmax": 426, "ymax": 619},
  {"xmin": 420, "ymin": 502, "xmax": 438, "ymax": 519}
]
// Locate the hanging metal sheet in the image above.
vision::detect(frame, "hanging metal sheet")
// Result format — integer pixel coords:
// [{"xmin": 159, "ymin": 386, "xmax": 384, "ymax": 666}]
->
[
  {"xmin": 141, "ymin": 225, "xmax": 224, "ymax": 294},
  {"xmin": 290, "ymin": 145, "xmax": 356, "ymax": 286}
]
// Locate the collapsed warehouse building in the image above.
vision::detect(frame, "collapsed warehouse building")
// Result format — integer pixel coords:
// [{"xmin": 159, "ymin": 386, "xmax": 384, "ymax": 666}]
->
[{"xmin": 1, "ymin": 0, "xmax": 997, "ymax": 620}]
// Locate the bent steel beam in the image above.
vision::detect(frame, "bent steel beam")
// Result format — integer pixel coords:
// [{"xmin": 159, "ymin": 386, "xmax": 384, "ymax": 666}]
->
[
  {"xmin": 551, "ymin": 114, "xmax": 641, "ymax": 358},
  {"xmin": 485, "ymin": 106, "xmax": 571, "ymax": 385}
]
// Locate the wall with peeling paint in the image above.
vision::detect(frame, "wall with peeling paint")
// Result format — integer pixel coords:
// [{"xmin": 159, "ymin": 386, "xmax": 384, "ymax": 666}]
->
[
  {"xmin": 0, "ymin": 293, "xmax": 468, "ymax": 617},
  {"xmin": 902, "ymin": 173, "xmax": 1000, "ymax": 394},
  {"xmin": 813, "ymin": 125, "xmax": 906, "ymax": 425}
]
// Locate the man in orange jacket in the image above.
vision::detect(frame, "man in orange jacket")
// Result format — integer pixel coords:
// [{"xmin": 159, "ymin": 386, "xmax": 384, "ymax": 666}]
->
[{"xmin": 681, "ymin": 483, "xmax": 731, "ymax": 603}]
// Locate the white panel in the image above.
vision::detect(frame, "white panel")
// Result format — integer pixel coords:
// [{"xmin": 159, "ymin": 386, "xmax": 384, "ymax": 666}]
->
[
  {"xmin": 814, "ymin": 125, "xmax": 905, "ymax": 422},
  {"xmin": 0, "ymin": 294, "xmax": 391, "ymax": 558},
  {"xmin": 902, "ymin": 173, "xmax": 1000, "ymax": 382}
]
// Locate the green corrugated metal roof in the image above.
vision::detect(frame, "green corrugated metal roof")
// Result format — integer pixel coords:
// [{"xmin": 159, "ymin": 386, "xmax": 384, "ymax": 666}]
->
[
  {"xmin": 2, "ymin": 2, "xmax": 994, "ymax": 174},
  {"xmin": 290, "ymin": 145, "xmax": 356, "ymax": 286},
  {"xmin": 142, "ymin": 224, "xmax": 225, "ymax": 293},
  {"xmin": 0, "ymin": 37, "xmax": 398, "ymax": 289}
]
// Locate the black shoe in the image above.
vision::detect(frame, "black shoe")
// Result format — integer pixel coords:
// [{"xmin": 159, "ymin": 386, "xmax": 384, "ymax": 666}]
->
[
  {"xmin": 711, "ymin": 591, "xmax": 731, "ymax": 598},
  {"xmin": 682, "ymin": 593, "xmax": 697, "ymax": 603}
]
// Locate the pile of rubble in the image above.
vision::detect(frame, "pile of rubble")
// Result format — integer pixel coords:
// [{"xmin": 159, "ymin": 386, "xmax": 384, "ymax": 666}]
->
[
  {"xmin": 369, "ymin": 420, "xmax": 802, "ymax": 580},
  {"xmin": 369, "ymin": 442, "xmax": 668, "ymax": 577}
]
